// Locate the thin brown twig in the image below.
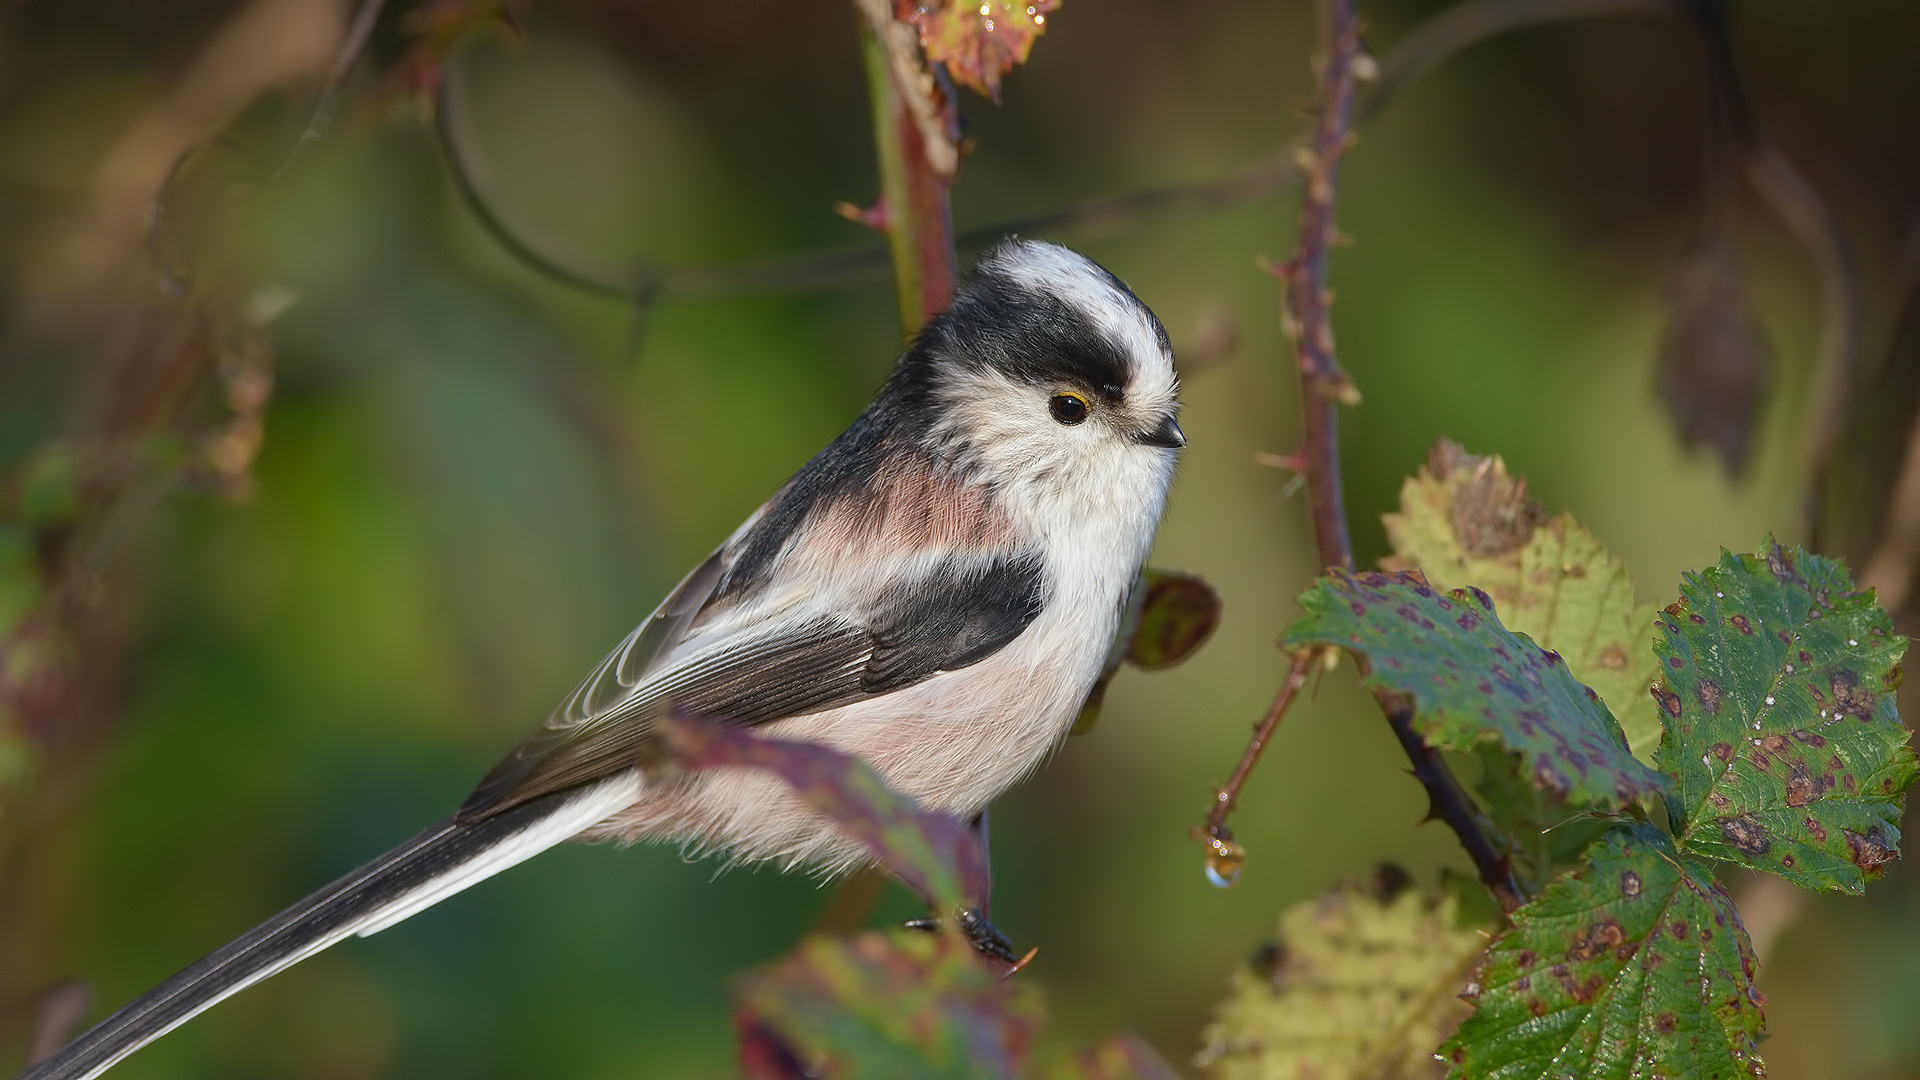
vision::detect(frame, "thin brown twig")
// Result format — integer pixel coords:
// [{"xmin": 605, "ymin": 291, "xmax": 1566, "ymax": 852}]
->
[
  {"xmin": 1272, "ymin": 0, "xmax": 1525, "ymax": 915},
  {"xmin": 1194, "ymin": 649, "xmax": 1317, "ymax": 883},
  {"xmin": 435, "ymin": 54, "xmax": 647, "ymax": 299},
  {"xmin": 1379, "ymin": 693, "xmax": 1524, "ymax": 912},
  {"xmin": 425, "ymin": 0, "xmax": 1676, "ymax": 309}
]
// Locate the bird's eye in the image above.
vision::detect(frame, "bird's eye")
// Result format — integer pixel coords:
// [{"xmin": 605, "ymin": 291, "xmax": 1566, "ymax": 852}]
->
[{"xmin": 1049, "ymin": 393, "xmax": 1090, "ymax": 425}]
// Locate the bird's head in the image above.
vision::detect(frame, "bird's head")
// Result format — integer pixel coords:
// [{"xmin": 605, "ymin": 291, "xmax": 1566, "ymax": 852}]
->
[{"xmin": 899, "ymin": 240, "xmax": 1183, "ymax": 489}]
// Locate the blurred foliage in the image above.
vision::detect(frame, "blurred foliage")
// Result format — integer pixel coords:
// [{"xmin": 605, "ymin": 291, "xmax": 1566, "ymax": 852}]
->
[
  {"xmin": 1196, "ymin": 873, "xmax": 1484, "ymax": 1080},
  {"xmin": 1657, "ymin": 223, "xmax": 1774, "ymax": 476},
  {"xmin": 735, "ymin": 930, "xmax": 1045, "ymax": 1080},
  {"xmin": 2, "ymin": 0, "xmax": 1919, "ymax": 1078},
  {"xmin": 735, "ymin": 930, "xmax": 1180, "ymax": 1080}
]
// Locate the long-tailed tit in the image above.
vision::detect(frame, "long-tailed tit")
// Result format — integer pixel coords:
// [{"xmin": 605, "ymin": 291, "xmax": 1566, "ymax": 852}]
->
[{"xmin": 25, "ymin": 239, "xmax": 1183, "ymax": 1080}]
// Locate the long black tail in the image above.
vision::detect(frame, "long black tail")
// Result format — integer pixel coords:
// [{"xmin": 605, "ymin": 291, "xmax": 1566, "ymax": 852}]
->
[{"xmin": 22, "ymin": 771, "xmax": 640, "ymax": 1080}]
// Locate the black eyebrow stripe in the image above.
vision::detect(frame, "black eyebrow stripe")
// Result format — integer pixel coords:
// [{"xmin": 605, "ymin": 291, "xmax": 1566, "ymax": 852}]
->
[{"xmin": 920, "ymin": 273, "xmax": 1138, "ymax": 396}]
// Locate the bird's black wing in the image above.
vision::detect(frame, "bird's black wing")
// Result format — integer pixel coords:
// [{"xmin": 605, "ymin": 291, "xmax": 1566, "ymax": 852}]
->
[{"xmin": 457, "ymin": 551, "xmax": 1047, "ymax": 821}]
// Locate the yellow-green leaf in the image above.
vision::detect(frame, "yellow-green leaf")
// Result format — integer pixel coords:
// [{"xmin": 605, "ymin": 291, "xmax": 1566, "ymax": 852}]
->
[
  {"xmin": 1383, "ymin": 440, "xmax": 1662, "ymax": 759},
  {"xmin": 1197, "ymin": 876, "xmax": 1488, "ymax": 1080}
]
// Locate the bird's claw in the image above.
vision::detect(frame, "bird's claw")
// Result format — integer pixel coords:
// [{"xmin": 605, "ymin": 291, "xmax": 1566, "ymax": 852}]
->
[{"xmin": 902, "ymin": 908, "xmax": 1020, "ymax": 964}]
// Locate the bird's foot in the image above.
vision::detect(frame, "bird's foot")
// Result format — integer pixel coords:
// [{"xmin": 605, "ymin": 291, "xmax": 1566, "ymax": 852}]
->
[{"xmin": 902, "ymin": 908, "xmax": 1020, "ymax": 964}]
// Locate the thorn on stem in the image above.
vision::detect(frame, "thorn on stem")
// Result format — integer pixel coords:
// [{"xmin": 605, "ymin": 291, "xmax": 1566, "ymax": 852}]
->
[
  {"xmin": 1310, "ymin": 368, "xmax": 1363, "ymax": 406},
  {"xmin": 835, "ymin": 199, "xmax": 890, "ymax": 231},
  {"xmin": 1255, "ymin": 449, "xmax": 1309, "ymax": 472}
]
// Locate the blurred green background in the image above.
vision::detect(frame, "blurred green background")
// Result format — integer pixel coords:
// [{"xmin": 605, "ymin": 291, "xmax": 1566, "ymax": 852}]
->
[{"xmin": 3, "ymin": 0, "xmax": 1920, "ymax": 1076}]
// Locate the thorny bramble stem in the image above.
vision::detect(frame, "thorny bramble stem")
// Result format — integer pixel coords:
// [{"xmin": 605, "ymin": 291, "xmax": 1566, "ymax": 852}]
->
[
  {"xmin": 1194, "ymin": 648, "xmax": 1317, "ymax": 885},
  {"xmin": 1213, "ymin": 0, "xmax": 1527, "ymax": 914},
  {"xmin": 855, "ymin": 0, "xmax": 960, "ymax": 331}
]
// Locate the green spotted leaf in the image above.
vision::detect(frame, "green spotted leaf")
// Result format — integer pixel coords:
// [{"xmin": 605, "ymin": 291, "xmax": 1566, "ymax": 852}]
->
[
  {"xmin": 735, "ymin": 930, "xmax": 1042, "ymax": 1080},
  {"xmin": 660, "ymin": 710, "xmax": 987, "ymax": 912},
  {"xmin": 1197, "ymin": 876, "xmax": 1486, "ymax": 1080},
  {"xmin": 1383, "ymin": 440, "xmax": 1663, "ymax": 758},
  {"xmin": 1281, "ymin": 570, "xmax": 1667, "ymax": 809},
  {"xmin": 1653, "ymin": 541, "xmax": 1916, "ymax": 892},
  {"xmin": 1444, "ymin": 825, "xmax": 1766, "ymax": 1080}
]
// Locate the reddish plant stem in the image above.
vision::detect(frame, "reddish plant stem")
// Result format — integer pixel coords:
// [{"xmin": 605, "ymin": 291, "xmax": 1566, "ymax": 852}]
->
[
  {"xmin": 886, "ymin": 98, "xmax": 957, "ymax": 325},
  {"xmin": 1198, "ymin": 649, "xmax": 1316, "ymax": 852},
  {"xmin": 1282, "ymin": 0, "xmax": 1524, "ymax": 914},
  {"xmin": 1286, "ymin": 0, "xmax": 1361, "ymax": 568},
  {"xmin": 1299, "ymin": 392, "xmax": 1353, "ymax": 578},
  {"xmin": 856, "ymin": 2, "xmax": 960, "ymax": 330},
  {"xmin": 1282, "ymin": 15, "xmax": 1360, "ymax": 401},
  {"xmin": 801, "ymin": 2, "xmax": 966, "ymax": 939}
]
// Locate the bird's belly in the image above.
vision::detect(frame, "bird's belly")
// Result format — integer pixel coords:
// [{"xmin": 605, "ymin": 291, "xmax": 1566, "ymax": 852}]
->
[
  {"xmin": 582, "ymin": 604, "xmax": 1111, "ymax": 876},
  {"xmin": 793, "ymin": 629, "xmax": 1097, "ymax": 814}
]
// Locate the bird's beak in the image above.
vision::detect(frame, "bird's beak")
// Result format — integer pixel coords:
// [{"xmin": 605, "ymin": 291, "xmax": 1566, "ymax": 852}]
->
[{"xmin": 1136, "ymin": 415, "xmax": 1186, "ymax": 449}]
